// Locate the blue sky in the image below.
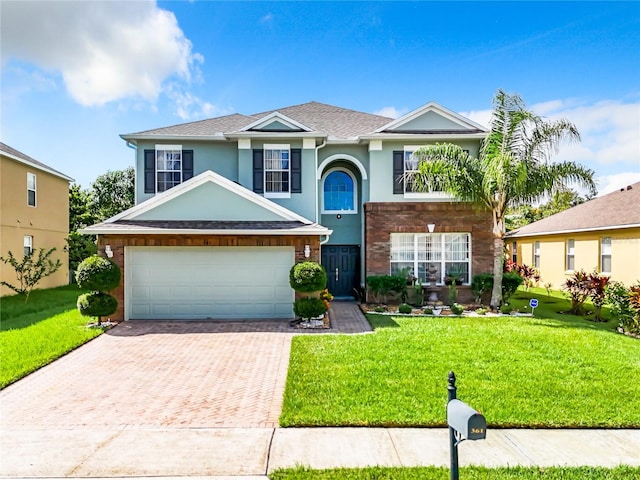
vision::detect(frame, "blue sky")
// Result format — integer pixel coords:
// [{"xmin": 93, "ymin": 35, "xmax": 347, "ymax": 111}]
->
[{"xmin": 2, "ymin": 1, "xmax": 639, "ymax": 195}]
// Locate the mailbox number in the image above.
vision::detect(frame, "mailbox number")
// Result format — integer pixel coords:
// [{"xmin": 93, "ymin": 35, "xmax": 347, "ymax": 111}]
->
[{"xmin": 471, "ymin": 428, "xmax": 484, "ymax": 434}]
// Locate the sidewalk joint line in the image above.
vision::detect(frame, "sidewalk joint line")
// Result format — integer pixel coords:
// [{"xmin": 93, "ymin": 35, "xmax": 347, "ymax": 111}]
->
[
  {"xmin": 265, "ymin": 427, "xmax": 276, "ymax": 475},
  {"xmin": 386, "ymin": 429, "xmax": 403, "ymax": 465}
]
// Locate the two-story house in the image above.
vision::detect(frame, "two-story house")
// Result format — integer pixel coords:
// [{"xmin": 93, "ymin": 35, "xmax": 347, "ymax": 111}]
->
[
  {"xmin": 83, "ymin": 101, "xmax": 493, "ymax": 321},
  {"xmin": 0, "ymin": 142, "xmax": 73, "ymax": 296}
]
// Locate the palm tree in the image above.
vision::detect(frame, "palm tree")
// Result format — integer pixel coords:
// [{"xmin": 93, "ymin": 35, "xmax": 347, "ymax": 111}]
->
[{"xmin": 410, "ymin": 90, "xmax": 596, "ymax": 310}]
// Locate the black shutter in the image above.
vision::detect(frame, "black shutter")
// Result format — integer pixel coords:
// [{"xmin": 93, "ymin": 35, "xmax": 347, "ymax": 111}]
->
[
  {"xmin": 144, "ymin": 150, "xmax": 155, "ymax": 193},
  {"xmin": 291, "ymin": 148, "xmax": 302, "ymax": 193},
  {"xmin": 393, "ymin": 150, "xmax": 404, "ymax": 194},
  {"xmin": 253, "ymin": 149, "xmax": 264, "ymax": 193},
  {"xmin": 182, "ymin": 150, "xmax": 194, "ymax": 181}
]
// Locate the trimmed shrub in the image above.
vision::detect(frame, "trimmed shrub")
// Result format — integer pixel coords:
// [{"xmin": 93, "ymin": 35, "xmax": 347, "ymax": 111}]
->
[
  {"xmin": 502, "ymin": 272, "xmax": 524, "ymax": 303},
  {"xmin": 398, "ymin": 303, "xmax": 412, "ymax": 314},
  {"xmin": 606, "ymin": 281, "xmax": 640, "ymax": 334},
  {"xmin": 471, "ymin": 273, "xmax": 493, "ymax": 303},
  {"xmin": 76, "ymin": 255, "xmax": 121, "ymax": 291},
  {"xmin": 77, "ymin": 291, "xmax": 118, "ymax": 318},
  {"xmin": 366, "ymin": 275, "xmax": 406, "ymax": 303},
  {"xmin": 289, "ymin": 262, "xmax": 327, "ymax": 293},
  {"xmin": 451, "ymin": 303, "xmax": 464, "ymax": 315},
  {"xmin": 293, "ymin": 297, "xmax": 327, "ymax": 319}
]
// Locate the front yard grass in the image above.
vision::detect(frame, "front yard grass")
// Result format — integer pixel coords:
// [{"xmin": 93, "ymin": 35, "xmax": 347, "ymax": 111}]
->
[
  {"xmin": 280, "ymin": 308, "xmax": 640, "ymax": 428},
  {"xmin": 1, "ymin": 285, "xmax": 103, "ymax": 389},
  {"xmin": 270, "ymin": 466, "xmax": 640, "ymax": 479}
]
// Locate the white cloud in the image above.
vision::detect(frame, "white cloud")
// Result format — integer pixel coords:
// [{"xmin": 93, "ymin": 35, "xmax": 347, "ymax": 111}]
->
[
  {"xmin": 459, "ymin": 109, "xmax": 492, "ymax": 129},
  {"xmin": 165, "ymin": 84, "xmax": 232, "ymax": 121},
  {"xmin": 595, "ymin": 172, "xmax": 640, "ymax": 196},
  {"xmin": 1, "ymin": 1, "xmax": 200, "ymax": 108},
  {"xmin": 373, "ymin": 106, "xmax": 408, "ymax": 119}
]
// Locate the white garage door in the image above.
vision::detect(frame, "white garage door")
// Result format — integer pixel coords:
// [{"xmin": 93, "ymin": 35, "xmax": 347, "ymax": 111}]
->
[{"xmin": 126, "ymin": 246, "xmax": 294, "ymax": 320}]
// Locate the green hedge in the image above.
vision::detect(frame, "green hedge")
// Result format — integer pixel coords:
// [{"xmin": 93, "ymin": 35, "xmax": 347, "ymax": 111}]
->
[{"xmin": 290, "ymin": 262, "xmax": 327, "ymax": 293}]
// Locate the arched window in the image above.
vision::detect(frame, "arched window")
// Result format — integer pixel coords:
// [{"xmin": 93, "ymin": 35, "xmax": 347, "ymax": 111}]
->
[{"xmin": 323, "ymin": 169, "xmax": 356, "ymax": 213}]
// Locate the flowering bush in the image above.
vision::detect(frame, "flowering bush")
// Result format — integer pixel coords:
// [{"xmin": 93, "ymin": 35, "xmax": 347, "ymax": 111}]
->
[
  {"xmin": 563, "ymin": 270, "xmax": 610, "ymax": 320},
  {"xmin": 606, "ymin": 281, "xmax": 640, "ymax": 334},
  {"xmin": 505, "ymin": 260, "xmax": 541, "ymax": 290}
]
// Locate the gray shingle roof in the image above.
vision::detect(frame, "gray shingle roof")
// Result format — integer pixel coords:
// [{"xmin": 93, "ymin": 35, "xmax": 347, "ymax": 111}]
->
[
  {"xmin": 0, "ymin": 142, "xmax": 73, "ymax": 181},
  {"xmin": 506, "ymin": 182, "xmax": 640, "ymax": 237},
  {"xmin": 124, "ymin": 101, "xmax": 392, "ymax": 140}
]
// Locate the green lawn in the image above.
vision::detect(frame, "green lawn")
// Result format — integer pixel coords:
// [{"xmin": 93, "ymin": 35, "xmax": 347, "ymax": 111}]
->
[
  {"xmin": 1, "ymin": 285, "xmax": 103, "ymax": 388},
  {"xmin": 269, "ymin": 466, "xmax": 640, "ymax": 480},
  {"xmin": 280, "ymin": 302, "xmax": 640, "ymax": 427}
]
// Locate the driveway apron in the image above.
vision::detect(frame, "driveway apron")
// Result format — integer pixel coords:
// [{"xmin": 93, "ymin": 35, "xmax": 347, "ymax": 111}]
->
[{"xmin": 0, "ymin": 321, "xmax": 296, "ymax": 430}]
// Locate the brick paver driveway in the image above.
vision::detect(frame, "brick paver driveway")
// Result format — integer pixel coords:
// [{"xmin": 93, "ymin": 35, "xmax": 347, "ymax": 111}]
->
[{"xmin": 1, "ymin": 321, "xmax": 297, "ymax": 429}]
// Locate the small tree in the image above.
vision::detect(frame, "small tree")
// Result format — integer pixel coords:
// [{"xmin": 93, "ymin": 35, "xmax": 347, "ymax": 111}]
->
[
  {"xmin": 76, "ymin": 255, "xmax": 121, "ymax": 325},
  {"xmin": 0, "ymin": 247, "xmax": 62, "ymax": 302},
  {"xmin": 562, "ymin": 270, "xmax": 591, "ymax": 316}
]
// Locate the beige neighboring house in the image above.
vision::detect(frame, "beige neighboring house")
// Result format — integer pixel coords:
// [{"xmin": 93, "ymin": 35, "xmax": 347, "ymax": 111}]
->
[
  {"xmin": 506, "ymin": 182, "xmax": 640, "ymax": 288},
  {"xmin": 0, "ymin": 142, "xmax": 73, "ymax": 296}
]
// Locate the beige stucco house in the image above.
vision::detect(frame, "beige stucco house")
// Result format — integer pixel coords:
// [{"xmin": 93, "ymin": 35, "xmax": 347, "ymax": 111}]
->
[
  {"xmin": 506, "ymin": 183, "xmax": 640, "ymax": 288},
  {"xmin": 0, "ymin": 142, "xmax": 73, "ymax": 296}
]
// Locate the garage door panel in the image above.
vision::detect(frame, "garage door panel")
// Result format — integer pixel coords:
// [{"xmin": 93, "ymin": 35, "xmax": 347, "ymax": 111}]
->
[{"xmin": 127, "ymin": 246, "xmax": 294, "ymax": 320}]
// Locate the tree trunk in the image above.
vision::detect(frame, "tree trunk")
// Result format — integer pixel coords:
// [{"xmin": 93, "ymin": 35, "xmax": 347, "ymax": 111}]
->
[{"xmin": 490, "ymin": 236, "xmax": 504, "ymax": 310}]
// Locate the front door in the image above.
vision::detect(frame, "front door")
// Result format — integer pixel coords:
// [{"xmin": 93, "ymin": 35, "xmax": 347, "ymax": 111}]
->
[{"xmin": 321, "ymin": 245, "xmax": 360, "ymax": 298}]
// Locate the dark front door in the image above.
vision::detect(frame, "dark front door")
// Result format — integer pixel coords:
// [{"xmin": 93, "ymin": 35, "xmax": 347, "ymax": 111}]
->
[{"xmin": 321, "ymin": 245, "xmax": 360, "ymax": 298}]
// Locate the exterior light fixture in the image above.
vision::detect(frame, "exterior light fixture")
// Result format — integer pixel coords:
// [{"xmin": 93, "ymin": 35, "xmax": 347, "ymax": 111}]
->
[
  {"xmin": 105, "ymin": 245, "xmax": 113, "ymax": 258},
  {"xmin": 304, "ymin": 245, "xmax": 310, "ymax": 258},
  {"xmin": 428, "ymin": 223, "xmax": 436, "ymax": 233}
]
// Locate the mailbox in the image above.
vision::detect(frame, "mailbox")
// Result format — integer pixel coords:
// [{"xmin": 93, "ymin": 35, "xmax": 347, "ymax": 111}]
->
[{"xmin": 447, "ymin": 399, "xmax": 486, "ymax": 440}]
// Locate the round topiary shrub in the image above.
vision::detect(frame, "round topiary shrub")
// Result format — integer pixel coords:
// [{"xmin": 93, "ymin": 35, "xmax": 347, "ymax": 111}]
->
[
  {"xmin": 77, "ymin": 291, "xmax": 118, "ymax": 318},
  {"xmin": 289, "ymin": 261, "xmax": 327, "ymax": 293},
  {"xmin": 293, "ymin": 297, "xmax": 327, "ymax": 319},
  {"xmin": 76, "ymin": 255, "xmax": 121, "ymax": 291},
  {"xmin": 398, "ymin": 303, "xmax": 412, "ymax": 314}
]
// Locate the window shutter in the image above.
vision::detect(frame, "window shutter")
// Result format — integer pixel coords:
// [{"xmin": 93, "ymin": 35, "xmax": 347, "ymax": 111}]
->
[
  {"xmin": 253, "ymin": 149, "xmax": 264, "ymax": 193},
  {"xmin": 291, "ymin": 148, "xmax": 302, "ymax": 193},
  {"xmin": 144, "ymin": 150, "xmax": 155, "ymax": 193},
  {"xmin": 393, "ymin": 151, "xmax": 404, "ymax": 194},
  {"xmin": 182, "ymin": 150, "xmax": 194, "ymax": 181}
]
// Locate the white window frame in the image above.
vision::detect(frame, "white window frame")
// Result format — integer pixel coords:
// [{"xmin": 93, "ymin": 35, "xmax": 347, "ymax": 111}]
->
[
  {"xmin": 390, "ymin": 232, "xmax": 472, "ymax": 285},
  {"xmin": 322, "ymin": 167, "xmax": 357, "ymax": 214},
  {"xmin": 27, "ymin": 172, "xmax": 36, "ymax": 207},
  {"xmin": 155, "ymin": 144, "xmax": 182, "ymax": 193},
  {"xmin": 566, "ymin": 239, "xmax": 575, "ymax": 271},
  {"xmin": 533, "ymin": 241, "xmax": 541, "ymax": 268},
  {"xmin": 24, "ymin": 235, "xmax": 33, "ymax": 257},
  {"xmin": 601, "ymin": 237, "xmax": 612, "ymax": 274},
  {"xmin": 402, "ymin": 146, "xmax": 448, "ymax": 199},
  {"xmin": 264, "ymin": 144, "xmax": 291, "ymax": 198}
]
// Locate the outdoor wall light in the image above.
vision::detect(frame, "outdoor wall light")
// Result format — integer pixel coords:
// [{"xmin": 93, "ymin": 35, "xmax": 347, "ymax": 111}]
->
[
  {"xmin": 105, "ymin": 245, "xmax": 113, "ymax": 258},
  {"xmin": 304, "ymin": 245, "xmax": 310, "ymax": 258},
  {"xmin": 428, "ymin": 223, "xmax": 436, "ymax": 233}
]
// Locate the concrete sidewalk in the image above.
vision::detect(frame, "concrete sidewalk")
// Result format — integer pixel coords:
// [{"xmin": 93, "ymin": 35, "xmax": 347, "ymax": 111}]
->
[{"xmin": 1, "ymin": 427, "xmax": 638, "ymax": 478}]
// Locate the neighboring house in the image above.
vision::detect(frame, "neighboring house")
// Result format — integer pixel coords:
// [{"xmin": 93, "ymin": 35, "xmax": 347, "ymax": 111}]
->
[
  {"xmin": 0, "ymin": 142, "xmax": 73, "ymax": 296},
  {"xmin": 506, "ymin": 183, "xmax": 640, "ymax": 288},
  {"xmin": 83, "ymin": 101, "xmax": 494, "ymax": 321}
]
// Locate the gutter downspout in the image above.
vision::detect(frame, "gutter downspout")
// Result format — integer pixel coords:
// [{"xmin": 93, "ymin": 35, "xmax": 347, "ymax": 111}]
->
[
  {"xmin": 126, "ymin": 141, "xmax": 138, "ymax": 204},
  {"xmin": 314, "ymin": 139, "xmax": 327, "ymax": 224}
]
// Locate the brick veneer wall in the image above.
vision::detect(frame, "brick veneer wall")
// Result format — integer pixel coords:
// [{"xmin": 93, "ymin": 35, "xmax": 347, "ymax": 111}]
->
[
  {"xmin": 364, "ymin": 202, "xmax": 494, "ymax": 303},
  {"xmin": 97, "ymin": 234, "xmax": 321, "ymax": 322}
]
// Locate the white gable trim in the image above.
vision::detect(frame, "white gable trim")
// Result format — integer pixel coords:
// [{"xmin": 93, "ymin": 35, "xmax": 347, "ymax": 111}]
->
[
  {"xmin": 317, "ymin": 154, "xmax": 368, "ymax": 180},
  {"xmin": 374, "ymin": 101, "xmax": 487, "ymax": 133},
  {"xmin": 1, "ymin": 150, "xmax": 74, "ymax": 182},
  {"xmin": 105, "ymin": 170, "xmax": 314, "ymax": 224},
  {"xmin": 239, "ymin": 111, "xmax": 313, "ymax": 132}
]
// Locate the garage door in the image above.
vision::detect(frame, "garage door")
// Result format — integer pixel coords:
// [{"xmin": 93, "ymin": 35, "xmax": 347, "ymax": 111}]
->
[{"xmin": 127, "ymin": 246, "xmax": 294, "ymax": 320}]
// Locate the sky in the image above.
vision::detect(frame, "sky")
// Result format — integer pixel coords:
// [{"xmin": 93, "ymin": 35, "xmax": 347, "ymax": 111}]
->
[{"xmin": 1, "ymin": 1, "xmax": 639, "ymax": 196}]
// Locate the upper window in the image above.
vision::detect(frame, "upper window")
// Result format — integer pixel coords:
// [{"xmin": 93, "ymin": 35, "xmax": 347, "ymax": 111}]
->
[
  {"xmin": 566, "ymin": 239, "xmax": 575, "ymax": 271},
  {"xmin": 144, "ymin": 146, "xmax": 193, "ymax": 194},
  {"xmin": 24, "ymin": 235, "xmax": 33, "ymax": 257},
  {"xmin": 156, "ymin": 146, "xmax": 182, "ymax": 193},
  {"xmin": 264, "ymin": 144, "xmax": 290, "ymax": 197},
  {"xmin": 511, "ymin": 241, "xmax": 517, "ymax": 264},
  {"xmin": 390, "ymin": 233, "xmax": 471, "ymax": 284},
  {"xmin": 393, "ymin": 146, "xmax": 455, "ymax": 197},
  {"xmin": 27, "ymin": 173, "xmax": 36, "ymax": 207},
  {"xmin": 323, "ymin": 169, "xmax": 356, "ymax": 213},
  {"xmin": 601, "ymin": 237, "xmax": 612, "ymax": 273},
  {"xmin": 533, "ymin": 241, "xmax": 541, "ymax": 268}
]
